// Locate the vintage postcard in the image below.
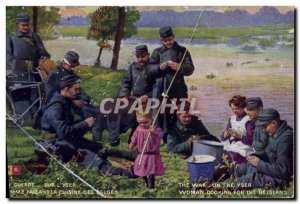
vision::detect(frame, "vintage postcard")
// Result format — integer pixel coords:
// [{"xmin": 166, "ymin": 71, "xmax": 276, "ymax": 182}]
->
[{"xmin": 6, "ymin": 6, "xmax": 295, "ymax": 199}]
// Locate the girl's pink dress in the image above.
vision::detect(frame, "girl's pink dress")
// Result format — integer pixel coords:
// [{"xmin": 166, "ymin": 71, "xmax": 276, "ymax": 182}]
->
[{"xmin": 130, "ymin": 126, "xmax": 165, "ymax": 177}]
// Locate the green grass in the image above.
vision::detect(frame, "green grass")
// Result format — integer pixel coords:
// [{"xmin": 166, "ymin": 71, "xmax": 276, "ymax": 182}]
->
[
  {"xmin": 57, "ymin": 24, "xmax": 294, "ymax": 39},
  {"xmin": 58, "ymin": 27, "xmax": 89, "ymax": 36},
  {"xmin": 73, "ymin": 65, "xmax": 125, "ymax": 104}
]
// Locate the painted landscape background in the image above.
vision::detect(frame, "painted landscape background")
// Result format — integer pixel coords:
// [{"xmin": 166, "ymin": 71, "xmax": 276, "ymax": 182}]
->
[{"xmin": 7, "ymin": 6, "xmax": 294, "ymax": 199}]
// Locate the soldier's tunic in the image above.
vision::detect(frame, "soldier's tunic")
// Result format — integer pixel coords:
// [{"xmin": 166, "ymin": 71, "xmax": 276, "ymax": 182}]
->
[
  {"xmin": 167, "ymin": 115, "xmax": 220, "ymax": 156},
  {"xmin": 148, "ymin": 42, "xmax": 194, "ymax": 138},
  {"xmin": 235, "ymin": 120, "xmax": 293, "ymax": 188},
  {"xmin": 107, "ymin": 62, "xmax": 156, "ymax": 145},
  {"xmin": 45, "ymin": 64, "xmax": 101, "ymax": 140},
  {"xmin": 41, "ymin": 92, "xmax": 102, "ymax": 162},
  {"xmin": 41, "ymin": 92, "xmax": 135, "ymax": 177},
  {"xmin": 6, "ymin": 29, "xmax": 50, "ymax": 73},
  {"xmin": 149, "ymin": 41, "xmax": 194, "ymax": 100}
]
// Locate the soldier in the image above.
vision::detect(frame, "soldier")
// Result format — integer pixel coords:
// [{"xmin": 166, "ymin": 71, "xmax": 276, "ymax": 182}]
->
[
  {"xmin": 6, "ymin": 12, "xmax": 50, "ymax": 79},
  {"xmin": 167, "ymin": 102, "xmax": 219, "ymax": 157},
  {"xmin": 41, "ymin": 75, "xmax": 135, "ymax": 177},
  {"xmin": 148, "ymin": 26, "xmax": 195, "ymax": 141},
  {"xmin": 44, "ymin": 51, "xmax": 101, "ymax": 140},
  {"xmin": 235, "ymin": 108, "xmax": 293, "ymax": 188},
  {"xmin": 108, "ymin": 45, "xmax": 155, "ymax": 145},
  {"xmin": 6, "ymin": 12, "xmax": 51, "ymax": 121},
  {"xmin": 244, "ymin": 97, "xmax": 268, "ymax": 156}
]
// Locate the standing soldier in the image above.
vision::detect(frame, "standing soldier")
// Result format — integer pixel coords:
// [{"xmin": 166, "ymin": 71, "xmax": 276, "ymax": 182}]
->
[
  {"xmin": 110, "ymin": 45, "xmax": 155, "ymax": 146},
  {"xmin": 6, "ymin": 12, "xmax": 50, "ymax": 80},
  {"xmin": 149, "ymin": 26, "xmax": 195, "ymax": 142},
  {"xmin": 6, "ymin": 12, "xmax": 51, "ymax": 121}
]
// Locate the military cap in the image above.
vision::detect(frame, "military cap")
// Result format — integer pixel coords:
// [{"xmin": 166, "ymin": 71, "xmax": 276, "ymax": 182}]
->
[
  {"xmin": 135, "ymin": 45, "xmax": 149, "ymax": 56},
  {"xmin": 246, "ymin": 97, "xmax": 263, "ymax": 110},
  {"xmin": 63, "ymin": 51, "xmax": 80, "ymax": 67},
  {"xmin": 256, "ymin": 108, "xmax": 280, "ymax": 125},
  {"xmin": 59, "ymin": 75, "xmax": 81, "ymax": 89},
  {"xmin": 159, "ymin": 26, "xmax": 174, "ymax": 38},
  {"xmin": 16, "ymin": 12, "xmax": 30, "ymax": 23}
]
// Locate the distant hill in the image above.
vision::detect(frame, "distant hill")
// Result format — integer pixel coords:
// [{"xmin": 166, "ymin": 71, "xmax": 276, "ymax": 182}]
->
[
  {"xmin": 135, "ymin": 7, "xmax": 294, "ymax": 27},
  {"xmin": 58, "ymin": 6, "xmax": 294, "ymax": 27}
]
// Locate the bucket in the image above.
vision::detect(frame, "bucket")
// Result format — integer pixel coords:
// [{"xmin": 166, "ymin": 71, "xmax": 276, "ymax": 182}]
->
[
  {"xmin": 192, "ymin": 140, "xmax": 224, "ymax": 164},
  {"xmin": 186, "ymin": 155, "xmax": 216, "ymax": 183}
]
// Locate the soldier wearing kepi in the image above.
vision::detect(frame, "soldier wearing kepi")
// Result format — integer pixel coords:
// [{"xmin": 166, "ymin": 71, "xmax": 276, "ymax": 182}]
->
[
  {"xmin": 6, "ymin": 12, "xmax": 51, "ymax": 121},
  {"xmin": 244, "ymin": 97, "xmax": 268, "ymax": 156},
  {"xmin": 6, "ymin": 12, "xmax": 50, "ymax": 78},
  {"xmin": 234, "ymin": 108, "xmax": 293, "ymax": 188},
  {"xmin": 149, "ymin": 26, "xmax": 194, "ymax": 141},
  {"xmin": 41, "ymin": 75, "xmax": 101, "ymax": 162},
  {"xmin": 44, "ymin": 51, "xmax": 102, "ymax": 141},
  {"xmin": 109, "ymin": 45, "xmax": 155, "ymax": 145}
]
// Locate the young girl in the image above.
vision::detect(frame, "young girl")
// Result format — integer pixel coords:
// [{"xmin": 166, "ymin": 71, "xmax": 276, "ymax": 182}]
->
[
  {"xmin": 129, "ymin": 111, "xmax": 165, "ymax": 189},
  {"xmin": 221, "ymin": 95, "xmax": 254, "ymax": 164}
]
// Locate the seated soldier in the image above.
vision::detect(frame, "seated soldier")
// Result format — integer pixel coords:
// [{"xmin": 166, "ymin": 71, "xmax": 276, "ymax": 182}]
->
[
  {"xmin": 44, "ymin": 51, "xmax": 101, "ymax": 140},
  {"xmin": 167, "ymin": 102, "xmax": 220, "ymax": 157},
  {"xmin": 234, "ymin": 108, "xmax": 293, "ymax": 189},
  {"xmin": 41, "ymin": 75, "xmax": 135, "ymax": 177}
]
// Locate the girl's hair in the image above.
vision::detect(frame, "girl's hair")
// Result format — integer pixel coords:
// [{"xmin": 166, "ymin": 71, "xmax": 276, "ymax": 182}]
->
[
  {"xmin": 228, "ymin": 95, "xmax": 247, "ymax": 108},
  {"xmin": 136, "ymin": 110, "xmax": 152, "ymax": 121}
]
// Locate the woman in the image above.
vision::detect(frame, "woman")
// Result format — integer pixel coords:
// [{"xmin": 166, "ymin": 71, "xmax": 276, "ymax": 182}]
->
[{"xmin": 221, "ymin": 95, "xmax": 255, "ymax": 164}]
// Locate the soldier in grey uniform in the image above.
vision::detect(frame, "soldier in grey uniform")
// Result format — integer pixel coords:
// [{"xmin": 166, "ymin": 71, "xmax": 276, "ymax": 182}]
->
[
  {"xmin": 148, "ymin": 26, "xmax": 195, "ymax": 142},
  {"xmin": 41, "ymin": 75, "xmax": 135, "ymax": 177},
  {"xmin": 6, "ymin": 12, "xmax": 50, "ymax": 120},
  {"xmin": 235, "ymin": 108, "xmax": 293, "ymax": 188},
  {"xmin": 6, "ymin": 12, "xmax": 50, "ymax": 79},
  {"xmin": 110, "ymin": 45, "xmax": 155, "ymax": 145},
  {"xmin": 244, "ymin": 97, "xmax": 269, "ymax": 156},
  {"xmin": 44, "ymin": 51, "xmax": 102, "ymax": 142},
  {"xmin": 167, "ymin": 102, "xmax": 219, "ymax": 157}
]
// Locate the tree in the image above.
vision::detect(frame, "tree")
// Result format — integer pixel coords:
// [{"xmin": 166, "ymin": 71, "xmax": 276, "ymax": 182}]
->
[
  {"xmin": 32, "ymin": 6, "xmax": 38, "ymax": 32},
  {"xmin": 110, "ymin": 7, "xmax": 126, "ymax": 70},
  {"xmin": 6, "ymin": 6, "xmax": 60, "ymax": 39},
  {"xmin": 87, "ymin": 6, "xmax": 140, "ymax": 67}
]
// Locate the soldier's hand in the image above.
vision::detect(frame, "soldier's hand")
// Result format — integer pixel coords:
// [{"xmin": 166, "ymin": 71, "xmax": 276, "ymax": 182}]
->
[
  {"xmin": 224, "ymin": 130, "xmax": 230, "ymax": 139},
  {"xmin": 85, "ymin": 117, "xmax": 96, "ymax": 127},
  {"xmin": 191, "ymin": 135, "xmax": 201, "ymax": 141},
  {"xmin": 73, "ymin": 100, "xmax": 84, "ymax": 108},
  {"xmin": 160, "ymin": 62, "xmax": 168, "ymax": 70},
  {"xmin": 168, "ymin": 62, "xmax": 179, "ymax": 71},
  {"xmin": 247, "ymin": 155, "xmax": 260, "ymax": 167}
]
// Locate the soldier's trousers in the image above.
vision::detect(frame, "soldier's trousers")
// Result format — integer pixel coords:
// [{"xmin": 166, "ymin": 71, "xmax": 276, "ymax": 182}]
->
[{"xmin": 235, "ymin": 163, "xmax": 288, "ymax": 189}]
